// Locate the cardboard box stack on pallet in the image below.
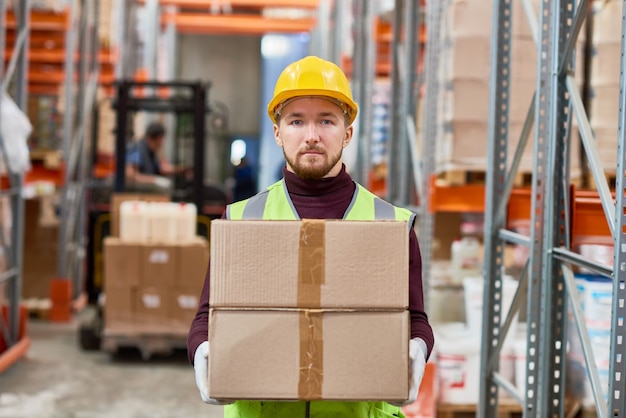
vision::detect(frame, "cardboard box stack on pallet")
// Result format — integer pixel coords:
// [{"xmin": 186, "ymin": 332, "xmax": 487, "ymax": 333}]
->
[
  {"xmin": 208, "ymin": 220, "xmax": 410, "ymax": 402},
  {"xmin": 435, "ymin": 0, "xmax": 582, "ymax": 179},
  {"xmin": 588, "ymin": 0, "xmax": 622, "ymax": 175},
  {"xmin": 103, "ymin": 194, "xmax": 209, "ymax": 332}
]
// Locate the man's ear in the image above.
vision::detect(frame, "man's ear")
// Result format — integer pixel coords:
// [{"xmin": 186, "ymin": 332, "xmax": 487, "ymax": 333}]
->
[
  {"xmin": 274, "ymin": 124, "xmax": 282, "ymax": 147},
  {"xmin": 343, "ymin": 125, "xmax": 354, "ymax": 148}
]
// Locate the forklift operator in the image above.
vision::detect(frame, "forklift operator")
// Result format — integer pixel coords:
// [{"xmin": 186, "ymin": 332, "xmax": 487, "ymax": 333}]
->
[{"xmin": 125, "ymin": 121, "xmax": 181, "ymax": 189}]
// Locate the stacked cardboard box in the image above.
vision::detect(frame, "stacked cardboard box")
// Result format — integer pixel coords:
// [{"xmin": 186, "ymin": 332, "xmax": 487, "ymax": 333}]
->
[
  {"xmin": 208, "ymin": 220, "xmax": 410, "ymax": 402},
  {"xmin": 588, "ymin": 0, "xmax": 622, "ymax": 173},
  {"xmin": 436, "ymin": 0, "xmax": 582, "ymax": 177},
  {"xmin": 103, "ymin": 194, "xmax": 209, "ymax": 330},
  {"xmin": 96, "ymin": 96, "xmax": 116, "ymax": 156},
  {"xmin": 104, "ymin": 237, "xmax": 209, "ymax": 329}
]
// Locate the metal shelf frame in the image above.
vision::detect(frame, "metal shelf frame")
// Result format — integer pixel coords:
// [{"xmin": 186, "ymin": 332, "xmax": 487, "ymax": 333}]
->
[
  {"xmin": 56, "ymin": 0, "xmax": 101, "ymax": 301},
  {"xmin": 0, "ymin": 0, "xmax": 29, "ymax": 364},
  {"xmin": 479, "ymin": 0, "xmax": 626, "ymax": 417}
]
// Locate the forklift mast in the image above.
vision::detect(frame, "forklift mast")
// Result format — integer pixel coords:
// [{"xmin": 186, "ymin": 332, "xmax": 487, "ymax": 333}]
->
[{"xmin": 113, "ymin": 80, "xmax": 210, "ymax": 212}]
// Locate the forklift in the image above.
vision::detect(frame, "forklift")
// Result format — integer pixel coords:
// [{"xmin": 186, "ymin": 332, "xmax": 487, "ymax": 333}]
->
[{"xmin": 79, "ymin": 80, "xmax": 227, "ymax": 351}]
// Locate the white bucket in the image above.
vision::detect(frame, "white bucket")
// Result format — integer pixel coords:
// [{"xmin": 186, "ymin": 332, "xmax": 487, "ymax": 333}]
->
[
  {"xmin": 175, "ymin": 202, "xmax": 197, "ymax": 242},
  {"xmin": 119, "ymin": 200, "xmax": 149, "ymax": 242},
  {"xmin": 148, "ymin": 202, "xmax": 177, "ymax": 243},
  {"xmin": 583, "ymin": 277, "xmax": 612, "ymax": 330},
  {"xmin": 434, "ymin": 322, "xmax": 481, "ymax": 404},
  {"xmin": 450, "ymin": 236, "xmax": 482, "ymax": 285},
  {"xmin": 463, "ymin": 276, "xmax": 519, "ymax": 345}
]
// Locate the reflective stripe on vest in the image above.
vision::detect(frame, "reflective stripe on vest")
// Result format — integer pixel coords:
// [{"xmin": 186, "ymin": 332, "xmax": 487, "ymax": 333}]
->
[{"xmin": 227, "ymin": 179, "xmax": 416, "ymax": 229}]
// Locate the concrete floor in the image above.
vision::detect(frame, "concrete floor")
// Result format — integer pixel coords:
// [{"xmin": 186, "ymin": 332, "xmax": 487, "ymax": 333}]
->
[{"xmin": 0, "ymin": 319, "xmax": 224, "ymax": 418}]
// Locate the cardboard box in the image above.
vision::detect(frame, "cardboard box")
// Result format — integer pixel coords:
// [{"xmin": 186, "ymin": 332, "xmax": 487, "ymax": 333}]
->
[
  {"xmin": 592, "ymin": 0, "xmax": 622, "ymax": 45},
  {"xmin": 141, "ymin": 244, "xmax": 178, "ymax": 287},
  {"xmin": 136, "ymin": 287, "xmax": 170, "ymax": 323},
  {"xmin": 210, "ymin": 220, "xmax": 409, "ymax": 309},
  {"xmin": 208, "ymin": 309, "xmax": 409, "ymax": 401},
  {"xmin": 177, "ymin": 237, "xmax": 209, "ymax": 288},
  {"xmin": 446, "ymin": 0, "xmax": 493, "ymax": 39},
  {"xmin": 22, "ymin": 198, "xmax": 58, "ymax": 299},
  {"xmin": 104, "ymin": 237, "xmax": 141, "ymax": 287},
  {"xmin": 589, "ymin": 84, "xmax": 620, "ymax": 125},
  {"xmin": 590, "ymin": 43, "xmax": 621, "ymax": 87},
  {"xmin": 104, "ymin": 286, "xmax": 136, "ymax": 326},
  {"xmin": 170, "ymin": 287, "xmax": 201, "ymax": 324},
  {"xmin": 111, "ymin": 193, "xmax": 169, "ymax": 238},
  {"xmin": 442, "ymin": 37, "xmax": 491, "ymax": 82}
]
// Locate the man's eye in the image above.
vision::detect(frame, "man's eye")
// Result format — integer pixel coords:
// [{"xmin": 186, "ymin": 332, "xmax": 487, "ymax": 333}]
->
[
  {"xmin": 321, "ymin": 119, "xmax": 333, "ymax": 125},
  {"xmin": 289, "ymin": 119, "xmax": 302, "ymax": 125}
]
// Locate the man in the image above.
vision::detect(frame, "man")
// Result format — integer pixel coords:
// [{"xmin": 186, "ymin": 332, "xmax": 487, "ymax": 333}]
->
[
  {"xmin": 187, "ymin": 56, "xmax": 434, "ymax": 418},
  {"xmin": 125, "ymin": 121, "xmax": 179, "ymax": 188},
  {"xmin": 232, "ymin": 156, "xmax": 257, "ymax": 201}
]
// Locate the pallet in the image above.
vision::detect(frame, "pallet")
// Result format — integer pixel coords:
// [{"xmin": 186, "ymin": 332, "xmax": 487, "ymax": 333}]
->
[
  {"xmin": 437, "ymin": 400, "xmax": 522, "ymax": 418},
  {"xmin": 101, "ymin": 323, "xmax": 188, "ymax": 360},
  {"xmin": 585, "ymin": 171, "xmax": 618, "ymax": 191},
  {"xmin": 436, "ymin": 170, "xmax": 535, "ymax": 187},
  {"xmin": 21, "ymin": 298, "xmax": 51, "ymax": 320}
]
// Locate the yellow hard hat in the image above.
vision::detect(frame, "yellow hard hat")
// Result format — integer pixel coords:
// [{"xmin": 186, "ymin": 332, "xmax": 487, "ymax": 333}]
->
[{"xmin": 267, "ymin": 56, "xmax": 358, "ymax": 125}]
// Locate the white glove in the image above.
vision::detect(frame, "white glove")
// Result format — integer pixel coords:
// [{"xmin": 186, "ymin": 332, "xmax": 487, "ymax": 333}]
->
[
  {"xmin": 193, "ymin": 341, "xmax": 233, "ymax": 405},
  {"xmin": 153, "ymin": 176, "xmax": 172, "ymax": 189},
  {"xmin": 391, "ymin": 337, "xmax": 427, "ymax": 407}
]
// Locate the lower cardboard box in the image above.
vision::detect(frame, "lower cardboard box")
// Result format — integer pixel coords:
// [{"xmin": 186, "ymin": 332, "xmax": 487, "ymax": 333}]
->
[{"xmin": 208, "ymin": 309, "xmax": 409, "ymax": 402}]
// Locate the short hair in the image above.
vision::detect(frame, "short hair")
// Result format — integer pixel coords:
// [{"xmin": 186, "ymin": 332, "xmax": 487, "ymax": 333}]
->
[{"xmin": 145, "ymin": 121, "xmax": 165, "ymax": 139}]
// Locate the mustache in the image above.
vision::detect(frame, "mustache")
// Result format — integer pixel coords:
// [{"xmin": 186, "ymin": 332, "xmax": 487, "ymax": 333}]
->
[{"xmin": 299, "ymin": 146, "xmax": 324, "ymax": 154}]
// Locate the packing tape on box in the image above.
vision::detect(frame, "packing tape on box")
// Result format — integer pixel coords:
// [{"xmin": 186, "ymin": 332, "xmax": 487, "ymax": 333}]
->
[
  {"xmin": 297, "ymin": 219, "xmax": 325, "ymax": 307},
  {"xmin": 297, "ymin": 220, "xmax": 325, "ymax": 399},
  {"xmin": 298, "ymin": 310, "xmax": 323, "ymax": 399}
]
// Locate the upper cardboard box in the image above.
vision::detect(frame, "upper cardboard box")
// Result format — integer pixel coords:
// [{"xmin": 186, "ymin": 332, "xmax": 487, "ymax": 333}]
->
[{"xmin": 210, "ymin": 220, "xmax": 409, "ymax": 309}]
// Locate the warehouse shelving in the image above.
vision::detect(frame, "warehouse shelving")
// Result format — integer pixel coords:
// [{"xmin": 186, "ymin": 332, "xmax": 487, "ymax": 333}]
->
[
  {"xmin": 0, "ymin": 0, "xmax": 31, "ymax": 372},
  {"xmin": 375, "ymin": 0, "xmax": 625, "ymax": 415},
  {"xmin": 476, "ymin": 0, "xmax": 625, "ymax": 417}
]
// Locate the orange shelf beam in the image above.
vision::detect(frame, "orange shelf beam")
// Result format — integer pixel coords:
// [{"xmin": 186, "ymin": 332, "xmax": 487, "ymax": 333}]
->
[
  {"xmin": 24, "ymin": 162, "xmax": 66, "ymax": 187},
  {"xmin": 6, "ymin": 10, "xmax": 69, "ymax": 31},
  {"xmin": 0, "ymin": 336, "xmax": 31, "ymax": 374},
  {"xmin": 28, "ymin": 70, "xmax": 116, "ymax": 85},
  {"xmin": 162, "ymin": 12, "xmax": 316, "ymax": 35},
  {"xmin": 139, "ymin": 0, "xmax": 320, "ymax": 8},
  {"xmin": 429, "ymin": 175, "xmax": 616, "ymax": 246},
  {"xmin": 428, "ymin": 175, "xmax": 486, "ymax": 213},
  {"xmin": 4, "ymin": 49, "xmax": 116, "ymax": 64},
  {"xmin": 571, "ymin": 189, "xmax": 614, "ymax": 247},
  {"xmin": 5, "ymin": 31, "xmax": 66, "ymax": 48}
]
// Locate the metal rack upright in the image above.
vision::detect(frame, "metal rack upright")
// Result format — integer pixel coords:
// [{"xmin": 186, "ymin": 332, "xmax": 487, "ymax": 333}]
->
[
  {"xmin": 0, "ymin": 0, "xmax": 30, "ymax": 368},
  {"xmin": 55, "ymin": 0, "xmax": 100, "ymax": 308}
]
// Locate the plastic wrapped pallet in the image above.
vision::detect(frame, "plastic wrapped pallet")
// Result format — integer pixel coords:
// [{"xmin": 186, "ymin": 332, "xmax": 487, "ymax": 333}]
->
[
  {"xmin": 435, "ymin": 0, "xmax": 583, "ymax": 179},
  {"xmin": 586, "ymin": 0, "xmax": 623, "ymax": 174}
]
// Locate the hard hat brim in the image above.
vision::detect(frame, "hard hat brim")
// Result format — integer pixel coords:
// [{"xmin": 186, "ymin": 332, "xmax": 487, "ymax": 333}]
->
[{"xmin": 267, "ymin": 89, "xmax": 358, "ymax": 125}]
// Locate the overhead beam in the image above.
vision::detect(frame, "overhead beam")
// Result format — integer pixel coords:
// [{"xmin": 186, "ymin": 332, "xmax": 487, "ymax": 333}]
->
[
  {"xmin": 138, "ymin": 0, "xmax": 319, "ymax": 9},
  {"xmin": 161, "ymin": 12, "xmax": 315, "ymax": 34}
]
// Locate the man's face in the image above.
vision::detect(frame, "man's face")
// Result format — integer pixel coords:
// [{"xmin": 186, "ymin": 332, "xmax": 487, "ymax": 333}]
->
[
  {"xmin": 273, "ymin": 97, "xmax": 353, "ymax": 180},
  {"xmin": 147, "ymin": 135, "xmax": 164, "ymax": 152}
]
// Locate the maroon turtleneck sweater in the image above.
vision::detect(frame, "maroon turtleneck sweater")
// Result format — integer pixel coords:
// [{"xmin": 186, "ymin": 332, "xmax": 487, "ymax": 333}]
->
[{"xmin": 187, "ymin": 165, "xmax": 434, "ymax": 363}]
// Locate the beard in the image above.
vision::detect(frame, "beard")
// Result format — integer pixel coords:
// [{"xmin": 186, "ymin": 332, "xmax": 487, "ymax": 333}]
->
[{"xmin": 283, "ymin": 146, "xmax": 343, "ymax": 180}]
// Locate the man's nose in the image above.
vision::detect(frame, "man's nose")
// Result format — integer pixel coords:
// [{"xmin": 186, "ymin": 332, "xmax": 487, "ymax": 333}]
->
[{"xmin": 305, "ymin": 123, "xmax": 320, "ymax": 142}]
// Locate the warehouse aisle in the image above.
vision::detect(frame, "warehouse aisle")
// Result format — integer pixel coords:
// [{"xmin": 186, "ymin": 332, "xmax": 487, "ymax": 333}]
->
[{"xmin": 0, "ymin": 319, "xmax": 223, "ymax": 418}]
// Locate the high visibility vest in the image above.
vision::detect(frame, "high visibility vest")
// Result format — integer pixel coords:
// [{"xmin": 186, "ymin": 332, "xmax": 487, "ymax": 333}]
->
[
  {"xmin": 227, "ymin": 179, "xmax": 415, "ymax": 226},
  {"xmin": 222, "ymin": 179, "xmax": 413, "ymax": 418}
]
